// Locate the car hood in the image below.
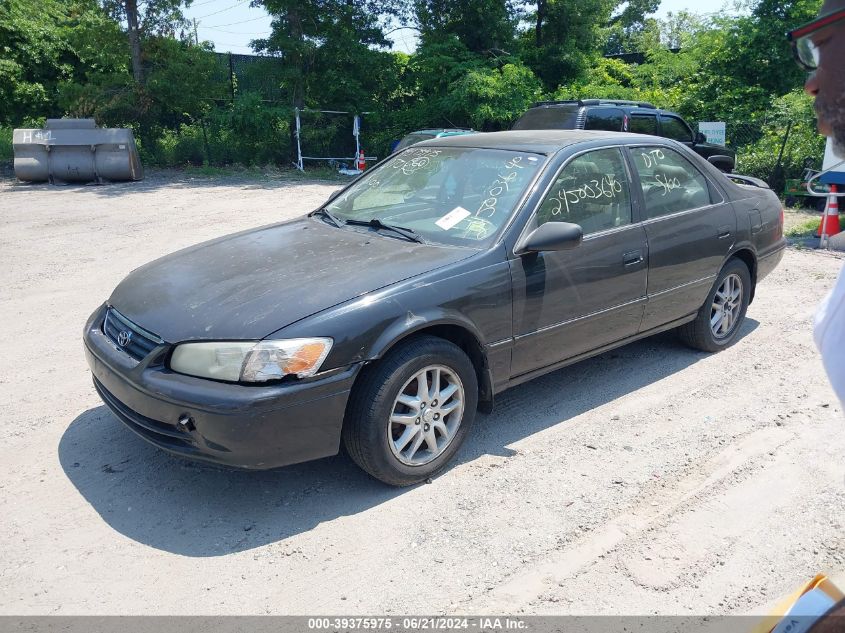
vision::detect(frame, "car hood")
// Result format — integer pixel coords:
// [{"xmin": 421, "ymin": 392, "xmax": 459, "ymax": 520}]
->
[{"xmin": 108, "ymin": 217, "xmax": 474, "ymax": 342}]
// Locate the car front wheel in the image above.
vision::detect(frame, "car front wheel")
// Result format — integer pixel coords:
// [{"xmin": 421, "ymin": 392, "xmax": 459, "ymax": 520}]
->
[
  {"xmin": 678, "ymin": 258, "xmax": 751, "ymax": 352},
  {"xmin": 342, "ymin": 336, "xmax": 478, "ymax": 486}
]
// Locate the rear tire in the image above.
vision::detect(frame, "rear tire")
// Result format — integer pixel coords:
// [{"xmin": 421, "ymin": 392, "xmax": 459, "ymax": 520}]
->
[
  {"xmin": 342, "ymin": 336, "xmax": 478, "ymax": 486},
  {"xmin": 678, "ymin": 258, "xmax": 751, "ymax": 352}
]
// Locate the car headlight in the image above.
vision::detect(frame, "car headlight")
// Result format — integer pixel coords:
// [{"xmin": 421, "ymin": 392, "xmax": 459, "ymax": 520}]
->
[{"xmin": 169, "ymin": 338, "xmax": 333, "ymax": 383}]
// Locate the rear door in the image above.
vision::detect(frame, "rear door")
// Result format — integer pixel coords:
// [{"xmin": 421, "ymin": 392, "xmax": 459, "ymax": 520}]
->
[
  {"xmin": 584, "ymin": 108, "xmax": 625, "ymax": 132},
  {"xmin": 627, "ymin": 144, "xmax": 736, "ymax": 332},
  {"xmin": 509, "ymin": 146, "xmax": 648, "ymax": 376},
  {"xmin": 629, "ymin": 112, "xmax": 658, "ymax": 135}
]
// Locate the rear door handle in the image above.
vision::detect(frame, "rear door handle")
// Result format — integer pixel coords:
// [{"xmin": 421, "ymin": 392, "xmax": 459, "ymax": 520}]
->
[
  {"xmin": 623, "ymin": 250, "xmax": 644, "ymax": 266},
  {"xmin": 718, "ymin": 224, "xmax": 732, "ymax": 239}
]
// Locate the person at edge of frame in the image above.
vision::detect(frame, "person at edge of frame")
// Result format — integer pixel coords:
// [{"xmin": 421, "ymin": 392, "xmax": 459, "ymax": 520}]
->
[
  {"xmin": 784, "ymin": 0, "xmax": 845, "ymax": 631},
  {"xmin": 800, "ymin": 0, "xmax": 845, "ymax": 414}
]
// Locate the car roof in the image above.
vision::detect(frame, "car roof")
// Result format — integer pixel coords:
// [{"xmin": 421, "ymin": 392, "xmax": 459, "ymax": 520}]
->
[
  {"xmin": 526, "ymin": 102, "xmax": 680, "ymax": 117},
  {"xmin": 416, "ymin": 129, "xmax": 665, "ymax": 154}
]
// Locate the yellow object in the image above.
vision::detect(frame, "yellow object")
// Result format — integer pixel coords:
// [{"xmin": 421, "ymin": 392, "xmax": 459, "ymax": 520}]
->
[{"xmin": 749, "ymin": 574, "xmax": 844, "ymax": 633}]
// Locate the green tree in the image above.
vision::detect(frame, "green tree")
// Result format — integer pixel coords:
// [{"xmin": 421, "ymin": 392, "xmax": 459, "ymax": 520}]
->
[
  {"xmin": 253, "ymin": 0, "xmax": 402, "ymax": 109},
  {"xmin": 415, "ymin": 0, "xmax": 517, "ymax": 53},
  {"xmin": 0, "ymin": 0, "xmax": 126, "ymax": 125},
  {"xmin": 737, "ymin": 89, "xmax": 824, "ymax": 186},
  {"xmin": 99, "ymin": 0, "xmax": 193, "ymax": 84},
  {"xmin": 604, "ymin": 0, "xmax": 661, "ymax": 55},
  {"xmin": 518, "ymin": 0, "xmax": 616, "ymax": 91}
]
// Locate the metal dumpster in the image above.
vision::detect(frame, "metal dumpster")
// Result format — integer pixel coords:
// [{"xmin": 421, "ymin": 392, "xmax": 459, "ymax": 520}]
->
[{"xmin": 13, "ymin": 119, "xmax": 143, "ymax": 184}]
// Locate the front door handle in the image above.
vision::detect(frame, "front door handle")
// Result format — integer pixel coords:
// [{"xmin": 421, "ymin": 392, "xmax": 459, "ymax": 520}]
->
[{"xmin": 623, "ymin": 250, "xmax": 644, "ymax": 266}]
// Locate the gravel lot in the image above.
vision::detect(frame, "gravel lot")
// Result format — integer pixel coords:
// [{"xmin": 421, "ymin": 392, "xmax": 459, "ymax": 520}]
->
[{"xmin": 1, "ymin": 172, "xmax": 843, "ymax": 615}]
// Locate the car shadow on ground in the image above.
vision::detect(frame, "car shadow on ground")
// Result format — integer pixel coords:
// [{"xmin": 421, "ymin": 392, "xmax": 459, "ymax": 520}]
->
[{"xmin": 59, "ymin": 320, "xmax": 759, "ymax": 558}]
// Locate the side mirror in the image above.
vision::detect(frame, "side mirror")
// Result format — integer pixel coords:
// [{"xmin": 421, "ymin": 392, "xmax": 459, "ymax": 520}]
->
[
  {"xmin": 516, "ymin": 222, "xmax": 583, "ymax": 254},
  {"xmin": 694, "ymin": 132, "xmax": 707, "ymax": 144},
  {"xmin": 326, "ymin": 187, "xmax": 344, "ymax": 203}
]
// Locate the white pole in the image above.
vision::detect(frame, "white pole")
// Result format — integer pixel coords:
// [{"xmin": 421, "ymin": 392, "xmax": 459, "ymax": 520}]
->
[
  {"xmin": 354, "ymin": 114, "xmax": 360, "ymax": 167},
  {"xmin": 295, "ymin": 107, "xmax": 304, "ymax": 172}
]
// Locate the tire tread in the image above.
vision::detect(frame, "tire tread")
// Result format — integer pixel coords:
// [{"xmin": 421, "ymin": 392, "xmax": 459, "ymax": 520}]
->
[
  {"xmin": 678, "ymin": 258, "xmax": 751, "ymax": 352},
  {"xmin": 342, "ymin": 335, "xmax": 477, "ymax": 486}
]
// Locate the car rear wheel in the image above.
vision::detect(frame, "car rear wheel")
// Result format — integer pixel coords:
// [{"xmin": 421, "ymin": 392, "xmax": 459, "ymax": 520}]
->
[
  {"xmin": 678, "ymin": 258, "xmax": 751, "ymax": 352},
  {"xmin": 342, "ymin": 336, "xmax": 478, "ymax": 486}
]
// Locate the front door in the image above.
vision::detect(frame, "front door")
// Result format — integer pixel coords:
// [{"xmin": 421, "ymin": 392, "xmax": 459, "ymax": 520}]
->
[{"xmin": 509, "ymin": 147, "xmax": 649, "ymax": 377}]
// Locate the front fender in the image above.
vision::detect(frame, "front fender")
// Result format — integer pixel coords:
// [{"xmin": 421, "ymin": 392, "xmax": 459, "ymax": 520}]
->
[
  {"xmin": 365, "ymin": 309, "xmax": 489, "ymax": 361},
  {"xmin": 269, "ymin": 248, "xmax": 514, "ymax": 399}
]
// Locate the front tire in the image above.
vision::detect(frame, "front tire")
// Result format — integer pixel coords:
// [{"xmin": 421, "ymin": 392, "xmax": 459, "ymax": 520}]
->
[
  {"xmin": 342, "ymin": 336, "xmax": 478, "ymax": 486},
  {"xmin": 678, "ymin": 258, "xmax": 751, "ymax": 352}
]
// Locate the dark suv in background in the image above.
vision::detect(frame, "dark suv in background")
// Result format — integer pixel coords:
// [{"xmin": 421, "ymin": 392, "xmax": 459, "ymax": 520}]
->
[{"xmin": 513, "ymin": 99, "xmax": 736, "ymax": 172}]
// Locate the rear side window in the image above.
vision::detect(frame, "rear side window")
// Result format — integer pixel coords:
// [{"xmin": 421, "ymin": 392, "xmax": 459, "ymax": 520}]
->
[
  {"xmin": 630, "ymin": 146, "xmax": 712, "ymax": 219},
  {"xmin": 535, "ymin": 148, "xmax": 632, "ymax": 235},
  {"xmin": 512, "ymin": 106, "xmax": 580, "ymax": 130},
  {"xmin": 629, "ymin": 114, "xmax": 657, "ymax": 135},
  {"xmin": 584, "ymin": 108, "xmax": 624, "ymax": 132},
  {"xmin": 659, "ymin": 115, "xmax": 693, "ymax": 142}
]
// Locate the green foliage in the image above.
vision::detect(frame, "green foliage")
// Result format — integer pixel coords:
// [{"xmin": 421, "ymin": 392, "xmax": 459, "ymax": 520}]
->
[
  {"xmin": 0, "ymin": 127, "xmax": 12, "ymax": 164},
  {"xmin": 605, "ymin": 0, "xmax": 660, "ymax": 54},
  {"xmin": 0, "ymin": 0, "xmax": 117, "ymax": 125},
  {"xmin": 416, "ymin": 0, "xmax": 517, "ymax": 52},
  {"xmin": 736, "ymin": 90, "xmax": 825, "ymax": 188},
  {"xmin": 520, "ymin": 0, "xmax": 616, "ymax": 91},
  {"xmin": 784, "ymin": 217, "xmax": 827, "ymax": 237},
  {"xmin": 0, "ymin": 0, "xmax": 828, "ymax": 176},
  {"xmin": 444, "ymin": 62, "xmax": 542, "ymax": 129}
]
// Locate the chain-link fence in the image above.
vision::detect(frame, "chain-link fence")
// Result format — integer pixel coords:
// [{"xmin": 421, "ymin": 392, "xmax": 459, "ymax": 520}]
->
[
  {"xmin": 727, "ymin": 119, "xmax": 825, "ymax": 196},
  {"xmin": 213, "ymin": 53, "xmax": 288, "ymax": 103},
  {"xmin": 204, "ymin": 53, "xmax": 378, "ymax": 167}
]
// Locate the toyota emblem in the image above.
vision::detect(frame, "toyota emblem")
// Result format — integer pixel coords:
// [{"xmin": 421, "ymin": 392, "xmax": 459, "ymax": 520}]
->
[{"xmin": 117, "ymin": 330, "xmax": 132, "ymax": 347}]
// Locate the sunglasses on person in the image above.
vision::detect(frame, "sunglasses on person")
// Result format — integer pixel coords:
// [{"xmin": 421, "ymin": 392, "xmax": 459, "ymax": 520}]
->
[{"xmin": 787, "ymin": 8, "xmax": 845, "ymax": 70}]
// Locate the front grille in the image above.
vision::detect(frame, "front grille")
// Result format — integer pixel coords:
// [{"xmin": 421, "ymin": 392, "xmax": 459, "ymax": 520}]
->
[{"xmin": 103, "ymin": 307, "xmax": 164, "ymax": 361}]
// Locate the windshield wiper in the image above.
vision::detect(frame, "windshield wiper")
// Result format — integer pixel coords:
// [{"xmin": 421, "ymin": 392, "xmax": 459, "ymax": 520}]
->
[
  {"xmin": 309, "ymin": 207, "xmax": 344, "ymax": 228},
  {"xmin": 344, "ymin": 218, "xmax": 426, "ymax": 244}
]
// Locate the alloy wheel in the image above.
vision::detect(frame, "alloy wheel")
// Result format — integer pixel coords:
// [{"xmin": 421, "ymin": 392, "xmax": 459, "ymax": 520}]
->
[
  {"xmin": 387, "ymin": 364, "xmax": 465, "ymax": 466},
  {"xmin": 710, "ymin": 273, "xmax": 743, "ymax": 339}
]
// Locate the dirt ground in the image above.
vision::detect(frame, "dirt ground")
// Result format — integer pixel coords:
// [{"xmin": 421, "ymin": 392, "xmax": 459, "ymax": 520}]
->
[{"xmin": 1, "ymin": 171, "xmax": 844, "ymax": 616}]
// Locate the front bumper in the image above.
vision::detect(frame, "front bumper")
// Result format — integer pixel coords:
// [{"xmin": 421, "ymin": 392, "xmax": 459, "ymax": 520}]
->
[{"xmin": 83, "ymin": 304, "xmax": 359, "ymax": 470}]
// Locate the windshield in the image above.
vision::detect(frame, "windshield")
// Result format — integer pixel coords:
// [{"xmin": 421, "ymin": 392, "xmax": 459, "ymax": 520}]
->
[{"xmin": 325, "ymin": 146, "xmax": 546, "ymax": 247}]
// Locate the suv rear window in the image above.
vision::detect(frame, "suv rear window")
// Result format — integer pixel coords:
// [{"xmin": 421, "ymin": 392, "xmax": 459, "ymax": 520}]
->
[
  {"xmin": 512, "ymin": 106, "xmax": 580, "ymax": 130},
  {"xmin": 584, "ymin": 108, "xmax": 624, "ymax": 132}
]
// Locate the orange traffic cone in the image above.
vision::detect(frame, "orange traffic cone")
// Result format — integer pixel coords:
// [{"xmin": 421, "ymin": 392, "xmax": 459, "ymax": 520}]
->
[
  {"xmin": 357, "ymin": 150, "xmax": 366, "ymax": 171},
  {"xmin": 817, "ymin": 184, "xmax": 841, "ymax": 240}
]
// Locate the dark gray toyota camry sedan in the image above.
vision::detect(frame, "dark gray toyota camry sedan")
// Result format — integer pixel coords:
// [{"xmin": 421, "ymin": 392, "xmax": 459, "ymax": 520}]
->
[{"xmin": 84, "ymin": 130, "xmax": 785, "ymax": 486}]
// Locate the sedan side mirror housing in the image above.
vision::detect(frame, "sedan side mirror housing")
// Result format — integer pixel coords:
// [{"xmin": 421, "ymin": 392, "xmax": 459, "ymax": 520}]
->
[
  {"xmin": 327, "ymin": 187, "xmax": 344, "ymax": 202},
  {"xmin": 516, "ymin": 222, "xmax": 583, "ymax": 254},
  {"xmin": 694, "ymin": 131, "xmax": 707, "ymax": 144}
]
